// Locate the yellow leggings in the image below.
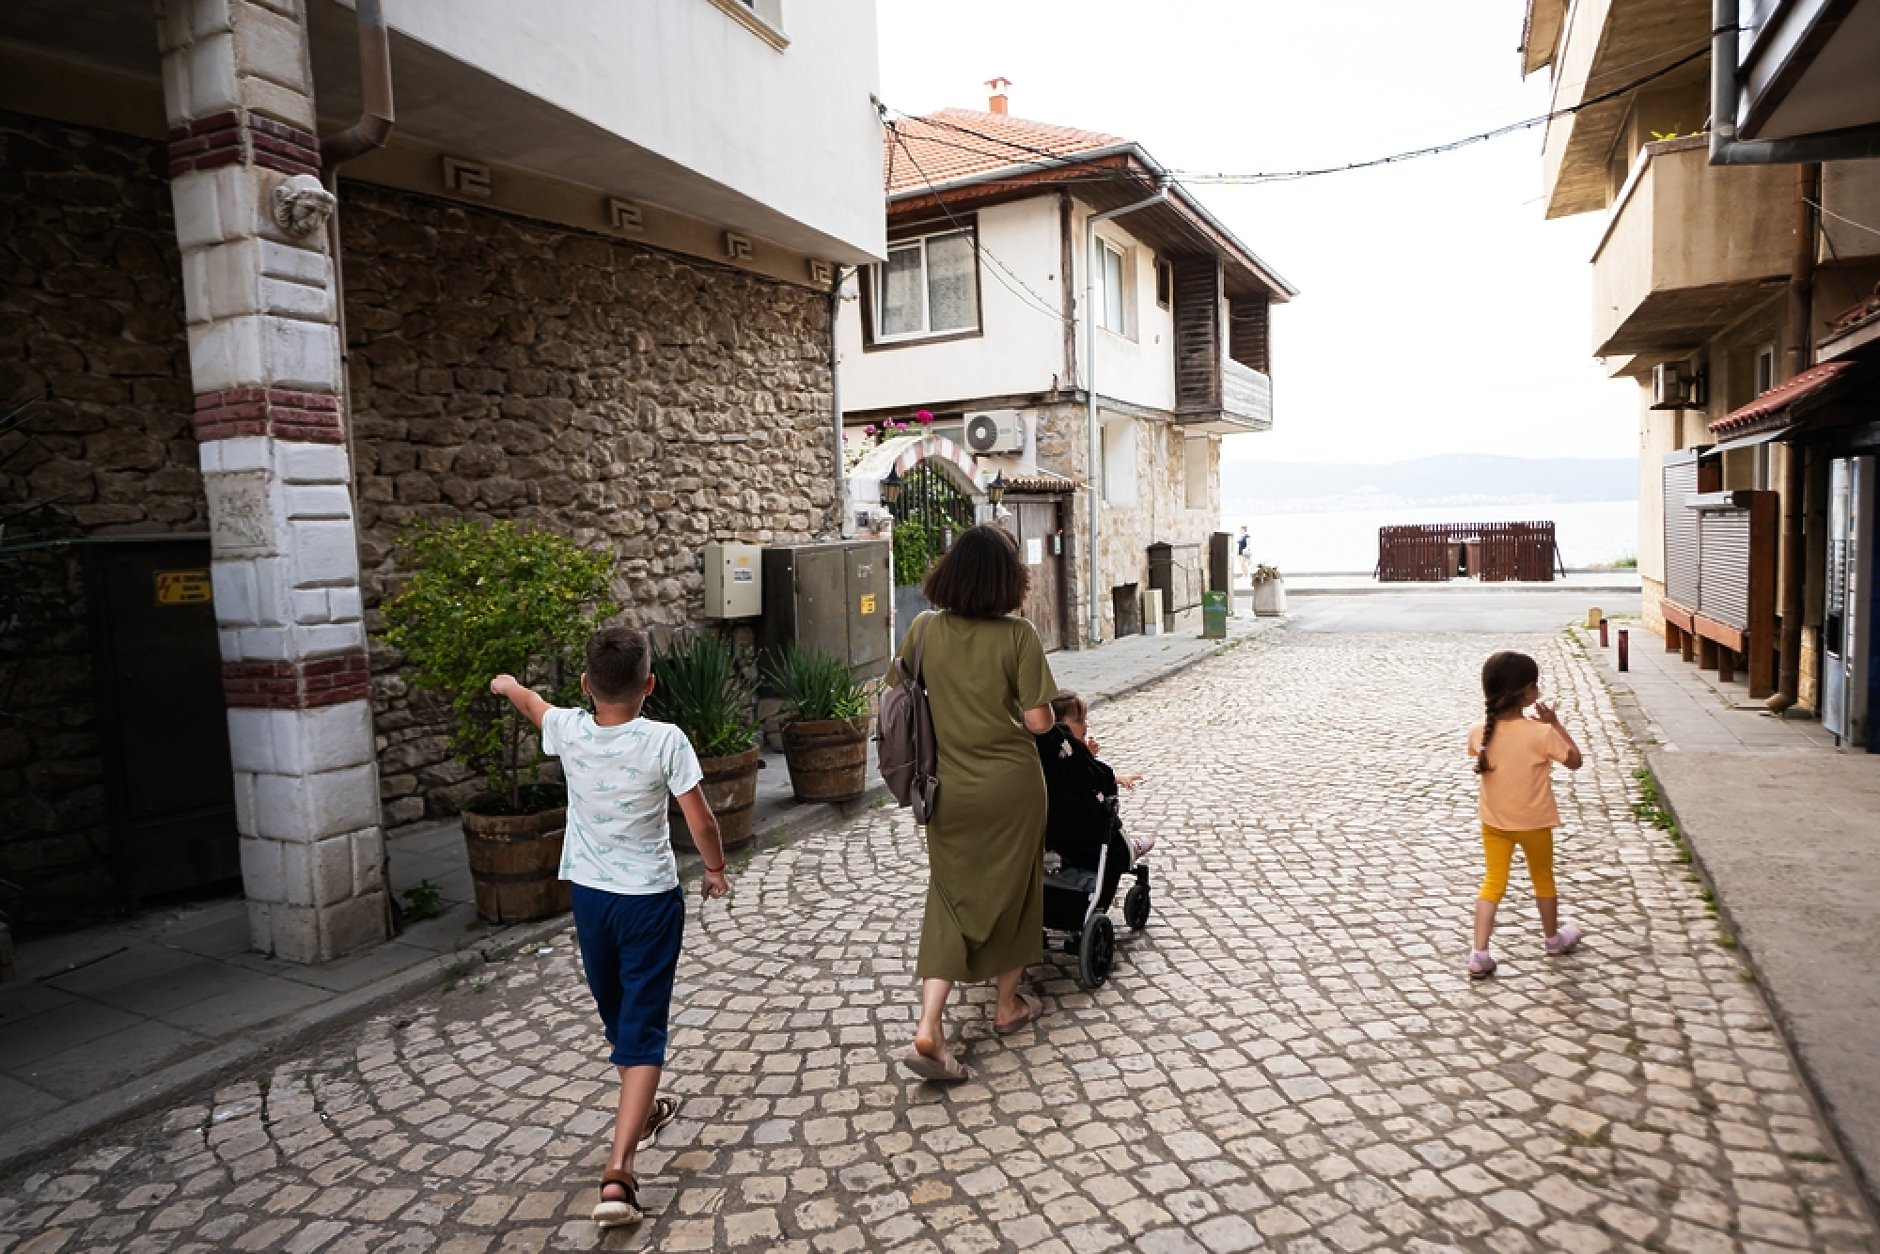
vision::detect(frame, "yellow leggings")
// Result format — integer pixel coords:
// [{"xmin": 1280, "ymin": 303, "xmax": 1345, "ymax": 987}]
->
[{"xmin": 1478, "ymin": 824, "xmax": 1556, "ymax": 902}]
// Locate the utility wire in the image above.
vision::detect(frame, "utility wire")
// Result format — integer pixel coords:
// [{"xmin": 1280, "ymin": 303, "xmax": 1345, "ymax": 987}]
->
[
  {"xmin": 882, "ymin": 43, "xmax": 1711, "ymax": 189},
  {"xmin": 1807, "ymin": 198, "xmax": 1880, "ymax": 239}
]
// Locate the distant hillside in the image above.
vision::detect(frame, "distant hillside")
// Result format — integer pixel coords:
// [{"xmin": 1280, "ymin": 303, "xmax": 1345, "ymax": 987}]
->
[{"xmin": 1221, "ymin": 454, "xmax": 1636, "ymax": 512}]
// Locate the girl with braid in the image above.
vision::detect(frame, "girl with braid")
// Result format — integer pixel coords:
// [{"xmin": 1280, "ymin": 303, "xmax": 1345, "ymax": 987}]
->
[{"xmin": 1464, "ymin": 651, "xmax": 1584, "ymax": 978}]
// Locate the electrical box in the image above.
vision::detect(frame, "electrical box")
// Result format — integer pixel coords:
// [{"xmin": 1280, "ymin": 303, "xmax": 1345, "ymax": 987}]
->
[
  {"xmin": 760, "ymin": 540, "xmax": 890, "ymax": 676},
  {"xmin": 703, "ymin": 543, "xmax": 763, "ymax": 618}
]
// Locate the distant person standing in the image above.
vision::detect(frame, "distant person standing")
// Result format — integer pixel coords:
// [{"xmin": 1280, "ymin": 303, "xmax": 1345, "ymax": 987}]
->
[{"xmin": 1235, "ymin": 526, "xmax": 1252, "ymax": 583}]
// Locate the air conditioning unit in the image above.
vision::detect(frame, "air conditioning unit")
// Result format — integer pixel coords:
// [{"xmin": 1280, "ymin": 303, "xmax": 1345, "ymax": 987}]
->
[
  {"xmin": 964, "ymin": 410, "xmax": 1026, "ymax": 453},
  {"xmin": 1651, "ymin": 361, "xmax": 1706, "ymax": 410}
]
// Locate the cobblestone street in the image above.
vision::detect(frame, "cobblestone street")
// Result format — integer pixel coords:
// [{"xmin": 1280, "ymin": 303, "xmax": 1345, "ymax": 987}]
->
[{"xmin": 3, "ymin": 628, "xmax": 1873, "ymax": 1254}]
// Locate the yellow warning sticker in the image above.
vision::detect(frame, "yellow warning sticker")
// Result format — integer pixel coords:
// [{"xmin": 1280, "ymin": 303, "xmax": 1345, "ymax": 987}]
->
[
  {"xmin": 859, "ymin": 593, "xmax": 877, "ymax": 615},
  {"xmin": 155, "ymin": 570, "xmax": 213, "ymax": 605}
]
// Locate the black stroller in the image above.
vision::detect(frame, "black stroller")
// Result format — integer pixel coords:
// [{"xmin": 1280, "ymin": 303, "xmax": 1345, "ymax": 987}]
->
[{"xmin": 1037, "ymin": 724, "xmax": 1152, "ymax": 989}]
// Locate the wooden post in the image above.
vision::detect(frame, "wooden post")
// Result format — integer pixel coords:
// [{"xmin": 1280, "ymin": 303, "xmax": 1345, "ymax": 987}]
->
[
  {"xmin": 1665, "ymin": 623, "xmax": 1682, "ymax": 653},
  {"xmin": 1718, "ymin": 647, "xmax": 1735, "ymax": 684},
  {"xmin": 1682, "ymin": 629, "xmax": 1697, "ymax": 663},
  {"xmin": 1747, "ymin": 491, "xmax": 1779, "ymax": 699},
  {"xmin": 1698, "ymin": 636, "xmax": 1718, "ymax": 670}
]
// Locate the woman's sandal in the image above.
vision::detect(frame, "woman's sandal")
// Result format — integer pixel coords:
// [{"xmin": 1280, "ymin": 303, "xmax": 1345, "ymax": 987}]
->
[
  {"xmin": 902, "ymin": 1045, "xmax": 971, "ymax": 1083},
  {"xmin": 593, "ymin": 1169, "xmax": 642, "ymax": 1228},
  {"xmin": 994, "ymin": 991, "xmax": 1043, "ymax": 1036},
  {"xmin": 637, "ymin": 1095, "xmax": 681, "ymax": 1150}
]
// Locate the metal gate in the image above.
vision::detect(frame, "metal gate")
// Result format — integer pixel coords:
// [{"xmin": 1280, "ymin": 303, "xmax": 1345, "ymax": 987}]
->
[{"xmin": 887, "ymin": 461, "xmax": 976, "ymax": 587}]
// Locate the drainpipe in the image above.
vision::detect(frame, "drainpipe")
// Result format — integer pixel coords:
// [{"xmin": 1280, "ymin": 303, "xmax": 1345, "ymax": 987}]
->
[
  {"xmin": 321, "ymin": 0, "xmax": 395, "ymax": 170},
  {"xmin": 1768, "ymin": 163, "xmax": 1820, "ymax": 714},
  {"xmin": 1710, "ymin": 0, "xmax": 1880, "ymax": 165},
  {"xmin": 1083, "ymin": 184, "xmax": 1166, "ymax": 645},
  {"xmin": 832, "ymin": 267, "xmax": 853, "ymax": 539},
  {"xmin": 315, "ymin": 0, "xmax": 395, "ymax": 928}
]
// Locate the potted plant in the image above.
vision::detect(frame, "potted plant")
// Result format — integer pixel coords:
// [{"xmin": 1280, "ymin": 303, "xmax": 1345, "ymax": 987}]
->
[
  {"xmin": 766, "ymin": 643, "xmax": 873, "ymax": 803},
  {"xmin": 379, "ymin": 519, "xmax": 613, "ymax": 923},
  {"xmin": 645, "ymin": 631, "xmax": 762, "ymax": 852},
  {"xmin": 1251, "ymin": 563, "xmax": 1287, "ymax": 616}
]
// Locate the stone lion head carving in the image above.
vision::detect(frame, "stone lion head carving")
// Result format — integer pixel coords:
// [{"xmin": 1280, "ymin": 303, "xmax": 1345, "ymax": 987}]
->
[{"xmin": 272, "ymin": 174, "xmax": 338, "ymax": 237}]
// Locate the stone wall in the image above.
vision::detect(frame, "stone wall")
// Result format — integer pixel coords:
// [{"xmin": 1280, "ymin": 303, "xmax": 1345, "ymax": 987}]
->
[
  {"xmin": 339, "ymin": 185, "xmax": 837, "ymax": 827},
  {"xmin": 0, "ymin": 111, "xmax": 202, "ymax": 926},
  {"xmin": 1032, "ymin": 402, "xmax": 1220, "ymax": 643}
]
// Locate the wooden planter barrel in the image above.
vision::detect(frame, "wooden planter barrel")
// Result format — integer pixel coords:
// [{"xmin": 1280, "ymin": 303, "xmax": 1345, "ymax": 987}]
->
[
  {"xmin": 461, "ymin": 804, "xmax": 569, "ymax": 923},
  {"xmin": 670, "ymin": 746, "xmax": 761, "ymax": 853},
  {"xmin": 781, "ymin": 717, "xmax": 871, "ymax": 803}
]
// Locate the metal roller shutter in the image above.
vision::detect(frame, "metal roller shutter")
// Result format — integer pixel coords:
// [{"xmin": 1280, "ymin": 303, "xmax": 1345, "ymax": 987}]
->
[
  {"xmin": 1698, "ymin": 509, "xmax": 1752, "ymax": 630},
  {"xmin": 1663, "ymin": 460, "xmax": 1699, "ymax": 606}
]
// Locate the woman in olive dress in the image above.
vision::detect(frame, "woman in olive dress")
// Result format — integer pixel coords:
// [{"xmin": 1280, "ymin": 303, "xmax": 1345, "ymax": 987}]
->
[{"xmin": 889, "ymin": 524, "xmax": 1058, "ymax": 1081}]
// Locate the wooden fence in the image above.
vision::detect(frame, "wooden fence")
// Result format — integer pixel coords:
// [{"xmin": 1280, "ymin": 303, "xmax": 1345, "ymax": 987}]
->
[{"xmin": 1376, "ymin": 521, "xmax": 1563, "ymax": 582}]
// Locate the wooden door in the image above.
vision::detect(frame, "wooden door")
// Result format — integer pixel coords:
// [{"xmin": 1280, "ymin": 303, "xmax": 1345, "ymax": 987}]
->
[{"xmin": 1002, "ymin": 499, "xmax": 1063, "ymax": 652}]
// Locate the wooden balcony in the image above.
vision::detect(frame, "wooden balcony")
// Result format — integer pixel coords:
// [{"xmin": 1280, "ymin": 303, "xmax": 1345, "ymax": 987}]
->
[{"xmin": 1172, "ymin": 257, "xmax": 1273, "ymax": 433}]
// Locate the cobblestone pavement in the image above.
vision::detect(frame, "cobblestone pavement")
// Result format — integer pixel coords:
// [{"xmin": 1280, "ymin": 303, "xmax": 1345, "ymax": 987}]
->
[{"xmin": 4, "ymin": 630, "xmax": 1874, "ymax": 1254}]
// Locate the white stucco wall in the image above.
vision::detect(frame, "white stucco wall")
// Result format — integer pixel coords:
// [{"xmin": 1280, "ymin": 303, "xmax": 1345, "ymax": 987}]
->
[
  {"xmin": 372, "ymin": 0, "xmax": 885, "ymax": 262},
  {"xmin": 838, "ymin": 194, "xmax": 1180, "ymax": 415}
]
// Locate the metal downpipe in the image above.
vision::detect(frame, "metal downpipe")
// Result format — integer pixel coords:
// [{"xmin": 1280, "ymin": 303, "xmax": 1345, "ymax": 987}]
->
[
  {"xmin": 1083, "ymin": 186, "xmax": 1166, "ymax": 646},
  {"xmin": 832, "ymin": 267, "xmax": 852, "ymax": 539},
  {"xmin": 321, "ymin": 0, "xmax": 395, "ymax": 170},
  {"xmin": 1769, "ymin": 163, "xmax": 1820, "ymax": 714},
  {"xmin": 1710, "ymin": 0, "xmax": 1880, "ymax": 165}
]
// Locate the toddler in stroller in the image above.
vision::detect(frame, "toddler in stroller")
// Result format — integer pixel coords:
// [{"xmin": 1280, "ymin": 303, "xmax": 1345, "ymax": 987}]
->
[{"xmin": 1036, "ymin": 691, "xmax": 1153, "ymax": 989}]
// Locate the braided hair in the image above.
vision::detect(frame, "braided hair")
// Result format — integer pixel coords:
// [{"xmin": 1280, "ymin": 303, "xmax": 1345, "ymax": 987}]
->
[{"xmin": 1476, "ymin": 651, "xmax": 1540, "ymax": 775}]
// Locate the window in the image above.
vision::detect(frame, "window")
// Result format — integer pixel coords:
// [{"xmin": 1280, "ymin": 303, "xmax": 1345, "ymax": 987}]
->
[
  {"xmin": 1184, "ymin": 437, "xmax": 1209, "ymax": 509},
  {"xmin": 707, "ymin": 0, "xmax": 786, "ymax": 49},
  {"xmin": 1754, "ymin": 344, "xmax": 1776, "ymax": 395},
  {"xmin": 1101, "ymin": 417, "xmax": 1137, "ymax": 506},
  {"xmin": 1098, "ymin": 238, "xmax": 1128, "ymax": 334},
  {"xmin": 871, "ymin": 229, "xmax": 980, "ymax": 343},
  {"xmin": 1155, "ymin": 260, "xmax": 1172, "ymax": 310}
]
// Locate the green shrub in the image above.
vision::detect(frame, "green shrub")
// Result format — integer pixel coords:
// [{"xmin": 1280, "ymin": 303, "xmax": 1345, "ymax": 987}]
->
[
  {"xmin": 646, "ymin": 631, "xmax": 759, "ymax": 759},
  {"xmin": 893, "ymin": 519, "xmax": 938, "ymax": 587},
  {"xmin": 765, "ymin": 643, "xmax": 870, "ymax": 723},
  {"xmin": 380, "ymin": 519, "xmax": 614, "ymax": 811}
]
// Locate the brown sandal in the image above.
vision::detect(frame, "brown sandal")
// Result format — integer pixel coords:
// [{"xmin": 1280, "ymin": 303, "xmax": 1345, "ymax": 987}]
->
[{"xmin": 593, "ymin": 1169, "xmax": 642, "ymax": 1228}]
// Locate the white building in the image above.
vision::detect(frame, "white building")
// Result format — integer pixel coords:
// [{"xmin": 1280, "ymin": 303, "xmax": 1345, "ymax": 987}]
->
[{"xmin": 837, "ymin": 90, "xmax": 1296, "ymax": 649}]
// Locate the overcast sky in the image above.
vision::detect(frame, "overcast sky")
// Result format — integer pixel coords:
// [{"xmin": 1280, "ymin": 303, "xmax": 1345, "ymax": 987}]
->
[{"xmin": 875, "ymin": 0, "xmax": 1639, "ymax": 466}]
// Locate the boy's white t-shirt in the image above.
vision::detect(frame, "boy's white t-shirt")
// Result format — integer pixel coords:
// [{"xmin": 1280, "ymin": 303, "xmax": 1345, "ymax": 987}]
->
[{"xmin": 541, "ymin": 708, "xmax": 703, "ymax": 894}]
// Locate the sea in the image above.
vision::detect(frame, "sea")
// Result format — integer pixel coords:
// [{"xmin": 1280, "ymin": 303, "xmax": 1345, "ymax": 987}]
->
[{"xmin": 1224, "ymin": 498, "xmax": 1640, "ymax": 574}]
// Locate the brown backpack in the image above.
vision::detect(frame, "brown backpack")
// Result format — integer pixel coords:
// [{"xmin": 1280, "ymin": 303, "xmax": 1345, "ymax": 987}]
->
[{"xmin": 876, "ymin": 611, "xmax": 939, "ymax": 823}]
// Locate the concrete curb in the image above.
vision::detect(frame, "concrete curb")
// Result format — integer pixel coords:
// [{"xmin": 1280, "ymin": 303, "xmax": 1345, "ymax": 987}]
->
[{"xmin": 0, "ymin": 916, "xmax": 568, "ymax": 1181}]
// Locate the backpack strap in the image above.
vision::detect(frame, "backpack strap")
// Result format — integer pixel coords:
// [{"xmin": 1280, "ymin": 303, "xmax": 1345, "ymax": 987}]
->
[{"xmin": 909, "ymin": 611, "xmax": 934, "ymax": 683}]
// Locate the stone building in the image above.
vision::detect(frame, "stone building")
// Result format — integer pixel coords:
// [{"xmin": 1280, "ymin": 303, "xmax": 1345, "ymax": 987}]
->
[
  {"xmin": 0, "ymin": 0, "xmax": 883, "ymax": 955},
  {"xmin": 837, "ymin": 88, "xmax": 1297, "ymax": 650}
]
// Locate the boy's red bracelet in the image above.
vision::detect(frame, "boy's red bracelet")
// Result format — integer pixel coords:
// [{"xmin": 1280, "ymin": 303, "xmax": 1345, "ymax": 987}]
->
[{"xmin": 703, "ymin": 861, "xmax": 726, "ymax": 874}]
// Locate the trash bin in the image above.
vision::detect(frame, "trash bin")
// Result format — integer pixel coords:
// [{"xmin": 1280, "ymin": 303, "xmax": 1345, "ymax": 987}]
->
[{"xmin": 1202, "ymin": 589, "xmax": 1227, "ymax": 639}]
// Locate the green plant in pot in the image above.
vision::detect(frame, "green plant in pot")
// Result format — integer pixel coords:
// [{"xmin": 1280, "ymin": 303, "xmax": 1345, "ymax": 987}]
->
[
  {"xmin": 379, "ymin": 519, "xmax": 614, "ymax": 923},
  {"xmin": 644, "ymin": 631, "xmax": 762, "ymax": 851},
  {"xmin": 765, "ymin": 643, "xmax": 874, "ymax": 804}
]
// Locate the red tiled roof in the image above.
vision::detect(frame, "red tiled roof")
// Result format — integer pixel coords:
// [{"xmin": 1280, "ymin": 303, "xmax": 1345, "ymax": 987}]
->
[
  {"xmin": 885, "ymin": 107, "xmax": 1125, "ymax": 196},
  {"xmin": 1710, "ymin": 361, "xmax": 1857, "ymax": 434}
]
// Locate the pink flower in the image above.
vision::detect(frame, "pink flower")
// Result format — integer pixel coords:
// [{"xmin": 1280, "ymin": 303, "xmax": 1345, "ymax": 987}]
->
[
  {"xmin": 863, "ymin": 425, "xmax": 877, "ymax": 435},
  {"xmin": 916, "ymin": 409, "xmax": 933, "ymax": 424}
]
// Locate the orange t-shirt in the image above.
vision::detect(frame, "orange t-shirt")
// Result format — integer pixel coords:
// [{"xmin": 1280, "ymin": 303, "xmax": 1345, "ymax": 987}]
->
[{"xmin": 1467, "ymin": 717, "xmax": 1571, "ymax": 831}]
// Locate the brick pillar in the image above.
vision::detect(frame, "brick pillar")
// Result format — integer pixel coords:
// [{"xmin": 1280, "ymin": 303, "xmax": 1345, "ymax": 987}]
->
[{"xmin": 156, "ymin": 0, "xmax": 390, "ymax": 962}]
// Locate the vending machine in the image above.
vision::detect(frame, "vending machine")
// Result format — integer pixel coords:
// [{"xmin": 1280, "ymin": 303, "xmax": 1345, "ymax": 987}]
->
[{"xmin": 1822, "ymin": 456, "xmax": 1876, "ymax": 750}]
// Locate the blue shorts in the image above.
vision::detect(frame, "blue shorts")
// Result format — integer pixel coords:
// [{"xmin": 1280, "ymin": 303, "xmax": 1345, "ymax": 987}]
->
[{"xmin": 570, "ymin": 884, "xmax": 684, "ymax": 1068}]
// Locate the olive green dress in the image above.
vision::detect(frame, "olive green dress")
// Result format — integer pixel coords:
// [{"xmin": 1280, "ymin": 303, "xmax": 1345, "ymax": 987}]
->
[{"xmin": 890, "ymin": 611, "xmax": 1058, "ymax": 982}]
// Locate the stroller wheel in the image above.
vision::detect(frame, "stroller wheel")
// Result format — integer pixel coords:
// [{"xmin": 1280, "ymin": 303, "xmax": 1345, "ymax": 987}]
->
[
  {"xmin": 1078, "ymin": 915, "xmax": 1116, "ymax": 989},
  {"xmin": 1124, "ymin": 881, "xmax": 1151, "ymax": 930}
]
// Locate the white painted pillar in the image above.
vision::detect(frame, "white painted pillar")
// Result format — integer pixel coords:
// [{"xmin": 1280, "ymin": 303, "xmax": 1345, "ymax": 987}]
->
[{"xmin": 156, "ymin": 0, "xmax": 389, "ymax": 961}]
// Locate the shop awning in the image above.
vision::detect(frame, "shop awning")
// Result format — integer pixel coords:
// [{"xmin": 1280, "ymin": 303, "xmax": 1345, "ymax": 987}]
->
[{"xmin": 1708, "ymin": 360, "xmax": 1860, "ymax": 446}]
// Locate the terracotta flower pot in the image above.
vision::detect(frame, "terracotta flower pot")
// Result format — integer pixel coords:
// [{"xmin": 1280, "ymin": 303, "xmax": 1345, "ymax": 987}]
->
[
  {"xmin": 780, "ymin": 716, "xmax": 872, "ymax": 803},
  {"xmin": 669, "ymin": 745, "xmax": 761, "ymax": 852},
  {"xmin": 461, "ymin": 801, "xmax": 570, "ymax": 923}
]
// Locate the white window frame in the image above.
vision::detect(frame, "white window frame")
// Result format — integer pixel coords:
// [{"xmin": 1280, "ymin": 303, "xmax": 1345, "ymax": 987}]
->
[
  {"xmin": 869, "ymin": 228, "xmax": 981, "ymax": 345},
  {"xmin": 1096, "ymin": 236, "xmax": 1133, "ymax": 338},
  {"xmin": 707, "ymin": 0, "xmax": 787, "ymax": 50},
  {"xmin": 1101, "ymin": 417, "xmax": 1138, "ymax": 506},
  {"xmin": 1754, "ymin": 343, "xmax": 1776, "ymax": 395}
]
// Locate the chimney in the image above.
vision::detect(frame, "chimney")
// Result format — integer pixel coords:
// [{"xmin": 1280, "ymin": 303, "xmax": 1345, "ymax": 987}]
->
[{"xmin": 986, "ymin": 77, "xmax": 1012, "ymax": 115}]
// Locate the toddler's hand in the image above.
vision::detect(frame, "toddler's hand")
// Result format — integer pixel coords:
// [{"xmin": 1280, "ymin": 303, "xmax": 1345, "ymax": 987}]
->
[
  {"xmin": 701, "ymin": 869, "xmax": 729, "ymax": 901},
  {"xmin": 1085, "ymin": 735, "xmax": 1101, "ymax": 756},
  {"xmin": 1533, "ymin": 701, "xmax": 1559, "ymax": 725},
  {"xmin": 490, "ymin": 674, "xmax": 516, "ymax": 697}
]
